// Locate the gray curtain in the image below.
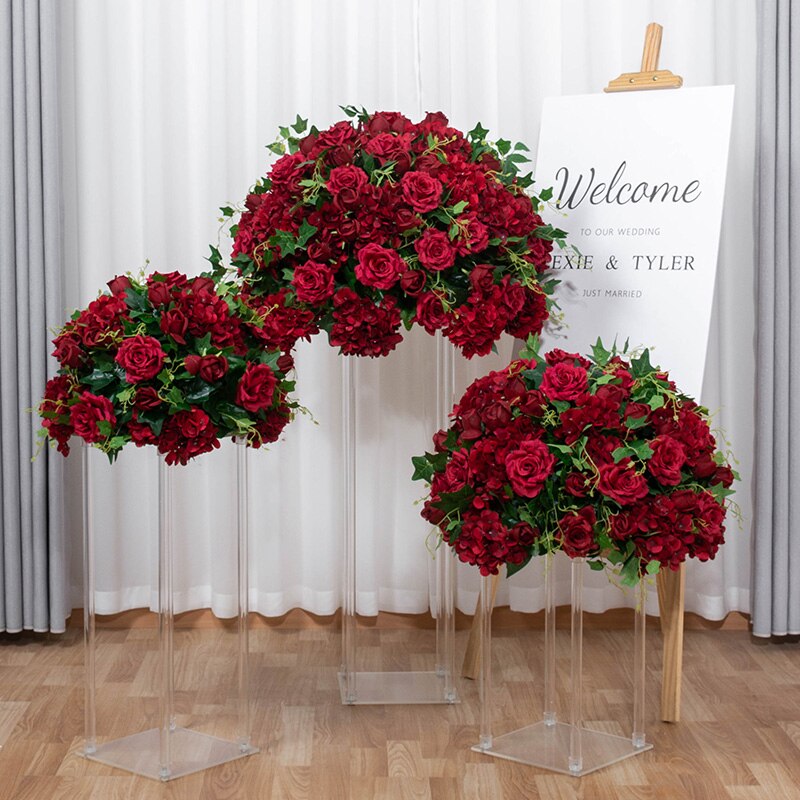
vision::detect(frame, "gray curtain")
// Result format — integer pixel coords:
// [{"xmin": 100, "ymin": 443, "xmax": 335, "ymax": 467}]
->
[
  {"xmin": 753, "ymin": 0, "xmax": 800, "ymax": 637},
  {"xmin": 0, "ymin": 0, "xmax": 67, "ymax": 633}
]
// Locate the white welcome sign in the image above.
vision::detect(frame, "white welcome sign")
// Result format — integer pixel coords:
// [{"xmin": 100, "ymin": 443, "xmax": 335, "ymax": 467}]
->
[{"xmin": 535, "ymin": 86, "xmax": 734, "ymax": 400}]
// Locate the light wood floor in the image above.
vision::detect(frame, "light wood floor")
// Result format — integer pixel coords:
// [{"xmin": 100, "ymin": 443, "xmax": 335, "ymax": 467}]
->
[{"xmin": 1, "ymin": 618, "xmax": 798, "ymax": 800}]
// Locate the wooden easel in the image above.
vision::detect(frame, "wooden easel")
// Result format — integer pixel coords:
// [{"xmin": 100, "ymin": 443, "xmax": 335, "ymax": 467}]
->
[{"xmin": 461, "ymin": 22, "xmax": 686, "ymax": 724}]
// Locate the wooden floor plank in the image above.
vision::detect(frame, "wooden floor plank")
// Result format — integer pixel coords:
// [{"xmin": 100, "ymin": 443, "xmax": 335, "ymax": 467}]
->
[{"xmin": 0, "ymin": 626, "xmax": 798, "ymax": 799}]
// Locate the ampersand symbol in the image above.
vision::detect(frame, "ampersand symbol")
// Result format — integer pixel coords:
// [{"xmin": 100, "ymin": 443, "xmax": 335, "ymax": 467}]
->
[{"xmin": 605, "ymin": 255, "xmax": 618, "ymax": 270}]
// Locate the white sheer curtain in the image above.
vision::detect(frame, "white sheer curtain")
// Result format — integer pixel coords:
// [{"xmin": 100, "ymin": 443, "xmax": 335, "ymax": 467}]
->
[{"xmin": 59, "ymin": 0, "xmax": 756, "ymax": 620}]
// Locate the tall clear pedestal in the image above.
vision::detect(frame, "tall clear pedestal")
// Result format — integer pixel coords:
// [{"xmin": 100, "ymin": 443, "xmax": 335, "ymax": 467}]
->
[
  {"xmin": 339, "ymin": 332, "xmax": 459, "ymax": 705},
  {"xmin": 82, "ymin": 441, "xmax": 258, "ymax": 781},
  {"xmin": 474, "ymin": 554, "xmax": 652, "ymax": 776}
]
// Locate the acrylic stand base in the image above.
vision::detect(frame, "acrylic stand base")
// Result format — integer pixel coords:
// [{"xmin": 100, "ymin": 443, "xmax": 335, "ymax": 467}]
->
[
  {"xmin": 475, "ymin": 555, "xmax": 651, "ymax": 776},
  {"xmin": 339, "ymin": 332, "xmax": 459, "ymax": 705},
  {"xmin": 85, "ymin": 729, "xmax": 258, "ymax": 782},
  {"xmin": 338, "ymin": 670, "xmax": 457, "ymax": 705},
  {"xmin": 472, "ymin": 722, "xmax": 651, "ymax": 777},
  {"xmin": 82, "ymin": 442, "xmax": 258, "ymax": 781}
]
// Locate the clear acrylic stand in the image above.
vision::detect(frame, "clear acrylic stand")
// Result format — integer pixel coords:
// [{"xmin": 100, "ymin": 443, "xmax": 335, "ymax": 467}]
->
[
  {"xmin": 474, "ymin": 554, "xmax": 652, "ymax": 776},
  {"xmin": 339, "ymin": 331, "xmax": 458, "ymax": 705},
  {"xmin": 82, "ymin": 441, "xmax": 258, "ymax": 781}
]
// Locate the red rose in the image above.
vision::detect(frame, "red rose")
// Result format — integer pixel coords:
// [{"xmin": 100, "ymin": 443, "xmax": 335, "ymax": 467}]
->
[
  {"xmin": 711, "ymin": 465, "xmax": 735, "ymax": 488},
  {"xmin": 565, "ymin": 472, "xmax": 589, "ymax": 498},
  {"xmin": 115, "ymin": 336, "xmax": 166, "ymax": 383},
  {"xmin": 52, "ymin": 332, "xmax": 84, "ymax": 368},
  {"xmin": 160, "ymin": 308, "xmax": 189, "ymax": 344},
  {"xmin": 504, "ymin": 439, "xmax": 556, "ymax": 498},
  {"xmin": 400, "ymin": 171, "xmax": 443, "ymax": 213},
  {"xmin": 414, "ymin": 229, "xmax": 456, "ymax": 272},
  {"xmin": 147, "ymin": 272, "xmax": 186, "ymax": 306},
  {"xmin": 277, "ymin": 353, "xmax": 294, "ymax": 373},
  {"xmin": 505, "ymin": 286, "xmax": 549, "ymax": 341},
  {"xmin": 455, "ymin": 215, "xmax": 489, "ymax": 256},
  {"xmin": 176, "ymin": 407, "xmax": 212, "ymax": 438},
  {"xmin": 557, "ymin": 507, "xmax": 597, "ymax": 558},
  {"xmin": 327, "ymin": 165, "xmax": 368, "ymax": 208},
  {"xmin": 134, "ymin": 386, "xmax": 162, "ymax": 410},
  {"xmin": 624, "ymin": 402, "xmax": 651, "ymax": 425},
  {"xmin": 469, "ymin": 264, "xmax": 495, "ymax": 296},
  {"xmin": 399, "ymin": 269, "xmax": 426, "ymax": 296},
  {"xmin": 540, "ymin": 362, "xmax": 589, "ymax": 402},
  {"xmin": 597, "ymin": 462, "xmax": 649, "ymax": 505},
  {"xmin": 415, "ymin": 292, "xmax": 450, "ymax": 334},
  {"xmin": 190, "ymin": 276, "xmax": 216, "ymax": 295},
  {"xmin": 365, "ymin": 111, "xmax": 411, "ymax": 136},
  {"xmin": 292, "ymin": 261, "xmax": 336, "ymax": 304},
  {"xmin": 184, "ymin": 354, "xmax": 229, "ymax": 383},
  {"xmin": 107, "ymin": 275, "xmax": 132, "ymax": 298},
  {"xmin": 236, "ymin": 363, "xmax": 277, "ymax": 412},
  {"xmin": 648, "ymin": 435, "xmax": 687, "ymax": 486},
  {"xmin": 69, "ymin": 392, "xmax": 116, "ymax": 443},
  {"xmin": 355, "ymin": 243, "xmax": 405, "ymax": 289}
]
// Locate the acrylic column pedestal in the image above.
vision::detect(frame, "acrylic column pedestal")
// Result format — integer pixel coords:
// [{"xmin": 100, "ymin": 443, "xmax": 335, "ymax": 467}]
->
[
  {"xmin": 82, "ymin": 442, "xmax": 258, "ymax": 781},
  {"xmin": 339, "ymin": 332, "xmax": 459, "ymax": 705},
  {"xmin": 474, "ymin": 555, "xmax": 652, "ymax": 776}
]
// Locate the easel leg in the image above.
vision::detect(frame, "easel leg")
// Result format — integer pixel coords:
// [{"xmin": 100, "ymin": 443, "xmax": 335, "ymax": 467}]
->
[
  {"xmin": 656, "ymin": 565, "xmax": 685, "ymax": 722},
  {"xmin": 462, "ymin": 573, "xmax": 500, "ymax": 679}
]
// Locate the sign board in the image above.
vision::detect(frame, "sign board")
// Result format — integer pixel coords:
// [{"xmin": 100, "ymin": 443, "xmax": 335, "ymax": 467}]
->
[{"xmin": 534, "ymin": 86, "xmax": 734, "ymax": 400}]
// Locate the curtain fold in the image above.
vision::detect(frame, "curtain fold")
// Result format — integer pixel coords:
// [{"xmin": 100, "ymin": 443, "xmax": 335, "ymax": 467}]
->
[
  {"xmin": 0, "ymin": 0, "xmax": 67, "ymax": 633},
  {"xmin": 57, "ymin": 0, "xmax": 756, "ymax": 621},
  {"xmin": 752, "ymin": 0, "xmax": 800, "ymax": 637}
]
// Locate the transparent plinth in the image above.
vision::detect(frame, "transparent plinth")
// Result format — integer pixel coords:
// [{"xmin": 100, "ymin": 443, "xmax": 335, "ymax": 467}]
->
[
  {"xmin": 339, "ymin": 332, "xmax": 459, "ymax": 705},
  {"xmin": 85, "ymin": 728, "xmax": 257, "ymax": 782},
  {"xmin": 473, "ymin": 555, "xmax": 652, "ymax": 776},
  {"xmin": 82, "ymin": 442, "xmax": 258, "ymax": 781}
]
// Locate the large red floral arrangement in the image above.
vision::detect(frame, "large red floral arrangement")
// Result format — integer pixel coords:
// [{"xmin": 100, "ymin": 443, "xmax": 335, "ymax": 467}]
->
[
  {"xmin": 213, "ymin": 108, "xmax": 565, "ymax": 358},
  {"xmin": 39, "ymin": 272, "xmax": 297, "ymax": 464},
  {"xmin": 412, "ymin": 338, "xmax": 737, "ymax": 583}
]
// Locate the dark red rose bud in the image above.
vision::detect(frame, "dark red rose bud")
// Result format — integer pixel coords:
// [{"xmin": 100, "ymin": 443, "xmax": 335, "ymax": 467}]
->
[{"xmin": 107, "ymin": 275, "xmax": 132, "ymax": 298}]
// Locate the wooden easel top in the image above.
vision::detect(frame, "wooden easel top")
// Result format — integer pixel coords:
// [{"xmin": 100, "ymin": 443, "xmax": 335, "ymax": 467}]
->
[{"xmin": 605, "ymin": 22, "xmax": 683, "ymax": 92}]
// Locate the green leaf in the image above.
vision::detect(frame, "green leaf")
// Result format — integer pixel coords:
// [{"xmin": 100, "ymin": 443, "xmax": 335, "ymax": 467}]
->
[
  {"xmin": 594, "ymin": 373, "xmax": 616, "ymax": 386},
  {"xmin": 266, "ymin": 142, "xmax": 285, "ymax": 156},
  {"xmin": 433, "ymin": 485, "xmax": 475, "ymax": 515},
  {"xmin": 514, "ymin": 141, "xmax": 531, "ymax": 152},
  {"xmin": 551, "ymin": 400, "xmax": 570, "ymax": 414},
  {"xmin": 96, "ymin": 420, "xmax": 113, "ymax": 437},
  {"xmin": 83, "ymin": 369, "xmax": 116, "ymax": 391},
  {"xmin": 451, "ymin": 200, "xmax": 469, "ymax": 215},
  {"xmin": 619, "ymin": 557, "xmax": 641, "ymax": 587},
  {"xmin": 506, "ymin": 554, "xmax": 533, "ymax": 578},
  {"xmin": 185, "ymin": 383, "xmax": 215, "ymax": 404},
  {"xmin": 538, "ymin": 186, "xmax": 553, "ymax": 202},
  {"xmin": 624, "ymin": 414, "xmax": 650, "ymax": 430},
  {"xmin": 518, "ymin": 333, "xmax": 541, "ymax": 361},
  {"xmin": 630, "ymin": 349, "xmax": 655, "ymax": 379},
  {"xmin": 496, "ymin": 139, "xmax": 511, "ymax": 156},
  {"xmin": 645, "ymin": 560, "xmax": 661, "ymax": 575},
  {"xmin": 468, "ymin": 122, "xmax": 490, "ymax": 140},
  {"xmin": 292, "ymin": 114, "xmax": 308, "ymax": 134},
  {"xmin": 219, "ymin": 206, "xmax": 234, "ymax": 217},
  {"xmin": 411, "ymin": 455, "xmax": 434, "ymax": 483},
  {"xmin": 297, "ymin": 219, "xmax": 318, "ymax": 247},
  {"xmin": 612, "ymin": 446, "xmax": 634, "ymax": 464},
  {"xmin": 629, "ymin": 440, "xmax": 654, "ymax": 461},
  {"xmin": 647, "ymin": 393, "xmax": 665, "ymax": 410},
  {"xmin": 588, "ymin": 560, "xmax": 605, "ymax": 571},
  {"xmin": 591, "ymin": 337, "xmax": 611, "ymax": 367}
]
